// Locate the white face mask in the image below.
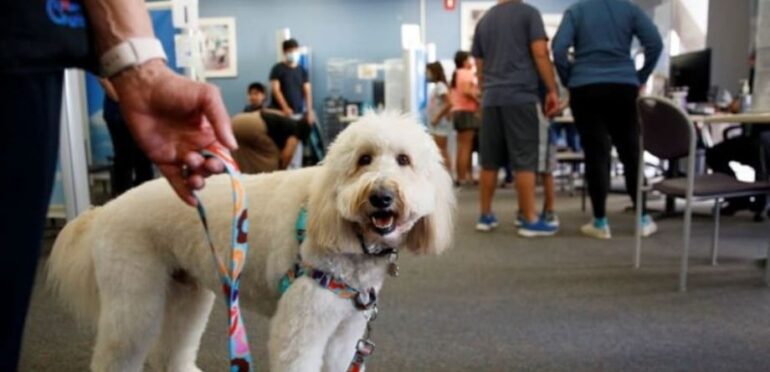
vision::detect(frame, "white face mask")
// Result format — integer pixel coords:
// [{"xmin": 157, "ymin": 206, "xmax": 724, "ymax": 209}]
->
[{"xmin": 286, "ymin": 51, "xmax": 300, "ymax": 64}]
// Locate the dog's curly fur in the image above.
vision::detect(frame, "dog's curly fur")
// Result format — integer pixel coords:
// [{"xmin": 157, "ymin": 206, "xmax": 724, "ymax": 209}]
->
[{"xmin": 48, "ymin": 113, "xmax": 455, "ymax": 372}]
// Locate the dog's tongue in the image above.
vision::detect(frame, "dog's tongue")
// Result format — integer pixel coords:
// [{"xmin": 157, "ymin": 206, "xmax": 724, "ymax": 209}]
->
[{"xmin": 372, "ymin": 215, "xmax": 395, "ymax": 229}]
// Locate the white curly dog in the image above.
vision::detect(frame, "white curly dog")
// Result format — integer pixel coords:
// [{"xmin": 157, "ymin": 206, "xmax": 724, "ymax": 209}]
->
[{"xmin": 48, "ymin": 113, "xmax": 455, "ymax": 372}]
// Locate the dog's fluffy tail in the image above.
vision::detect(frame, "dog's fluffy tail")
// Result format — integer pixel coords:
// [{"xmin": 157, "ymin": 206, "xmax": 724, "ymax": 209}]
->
[{"xmin": 47, "ymin": 207, "xmax": 101, "ymax": 325}]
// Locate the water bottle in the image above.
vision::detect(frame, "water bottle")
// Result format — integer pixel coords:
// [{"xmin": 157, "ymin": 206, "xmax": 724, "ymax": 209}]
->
[{"xmin": 740, "ymin": 79, "xmax": 752, "ymax": 113}]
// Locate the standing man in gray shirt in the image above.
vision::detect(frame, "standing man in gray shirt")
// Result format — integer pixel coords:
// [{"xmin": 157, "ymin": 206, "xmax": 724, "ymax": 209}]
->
[{"xmin": 471, "ymin": 0, "xmax": 560, "ymax": 237}]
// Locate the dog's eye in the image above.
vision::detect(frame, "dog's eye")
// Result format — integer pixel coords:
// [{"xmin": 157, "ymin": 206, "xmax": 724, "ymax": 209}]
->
[
  {"xmin": 358, "ymin": 154, "xmax": 372, "ymax": 166},
  {"xmin": 397, "ymin": 154, "xmax": 411, "ymax": 166}
]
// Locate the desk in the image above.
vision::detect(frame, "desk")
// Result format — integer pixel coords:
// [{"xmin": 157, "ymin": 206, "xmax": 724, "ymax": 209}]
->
[
  {"xmin": 555, "ymin": 112, "xmax": 770, "ymax": 125},
  {"xmin": 691, "ymin": 112, "xmax": 770, "ymax": 124}
]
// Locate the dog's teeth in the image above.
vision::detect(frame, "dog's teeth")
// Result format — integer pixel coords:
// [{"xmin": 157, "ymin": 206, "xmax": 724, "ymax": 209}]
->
[{"xmin": 371, "ymin": 215, "xmax": 394, "ymax": 229}]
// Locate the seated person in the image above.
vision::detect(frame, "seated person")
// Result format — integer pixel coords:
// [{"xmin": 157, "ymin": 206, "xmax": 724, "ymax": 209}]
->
[
  {"xmin": 231, "ymin": 113, "xmax": 280, "ymax": 174},
  {"xmin": 232, "ymin": 111, "xmax": 311, "ymax": 171},
  {"xmin": 243, "ymin": 82, "xmax": 267, "ymax": 113}
]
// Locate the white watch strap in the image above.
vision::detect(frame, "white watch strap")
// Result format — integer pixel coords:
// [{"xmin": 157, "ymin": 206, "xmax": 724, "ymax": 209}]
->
[{"xmin": 100, "ymin": 38, "xmax": 168, "ymax": 77}]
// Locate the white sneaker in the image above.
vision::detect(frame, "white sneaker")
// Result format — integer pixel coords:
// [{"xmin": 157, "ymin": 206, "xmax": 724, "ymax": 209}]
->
[
  {"xmin": 641, "ymin": 215, "xmax": 658, "ymax": 237},
  {"xmin": 581, "ymin": 220, "xmax": 612, "ymax": 239}
]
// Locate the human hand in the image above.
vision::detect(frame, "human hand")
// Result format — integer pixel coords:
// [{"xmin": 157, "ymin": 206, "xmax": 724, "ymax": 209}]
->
[
  {"xmin": 283, "ymin": 107, "xmax": 294, "ymax": 117},
  {"xmin": 305, "ymin": 109, "xmax": 316, "ymax": 125},
  {"xmin": 110, "ymin": 59, "xmax": 237, "ymax": 206},
  {"xmin": 544, "ymin": 90, "xmax": 560, "ymax": 118}
]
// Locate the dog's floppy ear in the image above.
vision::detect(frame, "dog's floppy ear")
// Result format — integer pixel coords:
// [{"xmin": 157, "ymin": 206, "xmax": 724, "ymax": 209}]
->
[
  {"xmin": 306, "ymin": 171, "xmax": 357, "ymax": 253},
  {"xmin": 406, "ymin": 156, "xmax": 455, "ymax": 255}
]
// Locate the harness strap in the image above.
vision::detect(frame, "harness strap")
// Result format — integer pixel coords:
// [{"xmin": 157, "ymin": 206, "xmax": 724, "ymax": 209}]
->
[
  {"xmin": 194, "ymin": 145, "xmax": 252, "ymax": 372},
  {"xmin": 280, "ymin": 207, "xmax": 379, "ymax": 371}
]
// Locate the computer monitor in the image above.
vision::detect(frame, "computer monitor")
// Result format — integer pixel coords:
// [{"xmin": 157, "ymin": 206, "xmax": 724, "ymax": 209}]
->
[{"xmin": 669, "ymin": 49, "xmax": 712, "ymax": 103}]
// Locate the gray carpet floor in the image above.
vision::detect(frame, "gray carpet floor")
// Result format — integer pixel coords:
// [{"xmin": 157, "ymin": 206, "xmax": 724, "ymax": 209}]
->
[{"xmin": 20, "ymin": 188, "xmax": 770, "ymax": 371}]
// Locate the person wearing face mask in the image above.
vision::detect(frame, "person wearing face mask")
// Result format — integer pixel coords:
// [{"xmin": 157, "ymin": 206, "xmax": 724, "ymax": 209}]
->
[{"xmin": 269, "ymin": 39, "xmax": 315, "ymax": 125}]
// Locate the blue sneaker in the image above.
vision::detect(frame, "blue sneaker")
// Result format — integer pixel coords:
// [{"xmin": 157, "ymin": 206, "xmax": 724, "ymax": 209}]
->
[
  {"xmin": 514, "ymin": 211, "xmax": 526, "ymax": 227},
  {"xmin": 518, "ymin": 217, "xmax": 558, "ymax": 237},
  {"xmin": 542, "ymin": 211, "xmax": 560, "ymax": 228},
  {"xmin": 476, "ymin": 214, "xmax": 499, "ymax": 232},
  {"xmin": 516, "ymin": 211, "xmax": 559, "ymax": 228}
]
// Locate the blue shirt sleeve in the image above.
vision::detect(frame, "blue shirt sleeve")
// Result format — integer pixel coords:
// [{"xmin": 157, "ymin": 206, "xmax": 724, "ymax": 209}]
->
[
  {"xmin": 552, "ymin": 8, "xmax": 575, "ymax": 86},
  {"xmin": 632, "ymin": 5, "xmax": 663, "ymax": 85},
  {"xmin": 269, "ymin": 63, "xmax": 281, "ymax": 81}
]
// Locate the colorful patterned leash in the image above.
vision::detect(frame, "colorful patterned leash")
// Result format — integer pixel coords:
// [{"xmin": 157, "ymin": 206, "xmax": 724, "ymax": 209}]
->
[{"xmin": 193, "ymin": 144, "xmax": 253, "ymax": 372}]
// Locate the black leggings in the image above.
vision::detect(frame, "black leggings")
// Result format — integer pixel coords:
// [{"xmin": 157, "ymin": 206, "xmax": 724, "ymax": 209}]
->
[
  {"xmin": 0, "ymin": 70, "xmax": 63, "ymax": 371},
  {"xmin": 570, "ymin": 83, "xmax": 645, "ymax": 219}
]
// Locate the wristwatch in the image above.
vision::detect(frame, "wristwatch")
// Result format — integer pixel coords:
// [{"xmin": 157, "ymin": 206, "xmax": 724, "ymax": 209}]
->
[{"xmin": 100, "ymin": 38, "xmax": 168, "ymax": 78}]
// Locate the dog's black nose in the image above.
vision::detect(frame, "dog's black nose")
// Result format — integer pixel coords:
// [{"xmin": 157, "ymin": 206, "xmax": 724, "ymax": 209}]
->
[{"xmin": 369, "ymin": 190, "xmax": 394, "ymax": 209}]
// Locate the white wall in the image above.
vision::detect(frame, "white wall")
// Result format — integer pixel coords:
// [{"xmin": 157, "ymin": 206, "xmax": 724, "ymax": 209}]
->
[{"xmin": 706, "ymin": 0, "xmax": 752, "ymax": 93}]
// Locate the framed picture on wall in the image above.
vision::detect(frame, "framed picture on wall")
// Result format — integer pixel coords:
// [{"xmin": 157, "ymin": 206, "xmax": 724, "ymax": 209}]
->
[
  {"xmin": 199, "ymin": 17, "xmax": 237, "ymax": 78},
  {"xmin": 460, "ymin": 1, "xmax": 495, "ymax": 51}
]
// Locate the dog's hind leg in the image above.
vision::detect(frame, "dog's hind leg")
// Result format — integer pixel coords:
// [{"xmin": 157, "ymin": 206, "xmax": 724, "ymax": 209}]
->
[
  {"xmin": 91, "ymin": 256, "xmax": 168, "ymax": 372},
  {"xmin": 148, "ymin": 273, "xmax": 215, "ymax": 372},
  {"xmin": 321, "ymin": 313, "xmax": 368, "ymax": 372}
]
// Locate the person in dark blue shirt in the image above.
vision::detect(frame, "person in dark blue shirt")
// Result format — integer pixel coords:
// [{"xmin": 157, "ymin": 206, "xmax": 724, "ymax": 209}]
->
[
  {"xmin": 552, "ymin": 0, "xmax": 663, "ymax": 240},
  {"xmin": 269, "ymin": 39, "xmax": 315, "ymax": 124}
]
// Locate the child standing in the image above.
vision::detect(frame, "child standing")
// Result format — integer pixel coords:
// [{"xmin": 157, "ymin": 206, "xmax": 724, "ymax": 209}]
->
[{"xmin": 426, "ymin": 62, "xmax": 452, "ymax": 169}]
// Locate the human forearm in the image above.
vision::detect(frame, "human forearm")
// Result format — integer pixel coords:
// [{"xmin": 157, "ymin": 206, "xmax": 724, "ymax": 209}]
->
[
  {"xmin": 303, "ymin": 83, "xmax": 313, "ymax": 114},
  {"xmin": 280, "ymin": 137, "xmax": 299, "ymax": 169},
  {"xmin": 535, "ymin": 57, "xmax": 558, "ymax": 93},
  {"xmin": 476, "ymin": 59, "xmax": 484, "ymax": 92},
  {"xmin": 638, "ymin": 44, "xmax": 663, "ymax": 85},
  {"xmin": 433, "ymin": 101, "xmax": 452, "ymax": 124},
  {"xmin": 273, "ymin": 90, "xmax": 291, "ymax": 113},
  {"xmin": 83, "ymin": 0, "xmax": 154, "ymax": 54},
  {"xmin": 634, "ymin": 10, "xmax": 664, "ymax": 85}
]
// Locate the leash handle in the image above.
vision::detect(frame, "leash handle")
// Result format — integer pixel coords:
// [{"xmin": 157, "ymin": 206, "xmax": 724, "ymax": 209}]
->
[{"xmin": 194, "ymin": 144, "xmax": 253, "ymax": 372}]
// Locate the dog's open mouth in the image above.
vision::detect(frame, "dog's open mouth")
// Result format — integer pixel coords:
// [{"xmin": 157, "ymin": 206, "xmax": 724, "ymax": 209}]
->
[{"xmin": 369, "ymin": 210, "xmax": 397, "ymax": 235}]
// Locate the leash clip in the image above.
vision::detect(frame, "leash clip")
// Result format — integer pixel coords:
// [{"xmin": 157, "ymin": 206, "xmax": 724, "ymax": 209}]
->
[
  {"xmin": 354, "ymin": 288, "xmax": 378, "ymax": 311},
  {"xmin": 387, "ymin": 252, "xmax": 399, "ymax": 277},
  {"xmin": 356, "ymin": 339, "xmax": 376, "ymax": 356}
]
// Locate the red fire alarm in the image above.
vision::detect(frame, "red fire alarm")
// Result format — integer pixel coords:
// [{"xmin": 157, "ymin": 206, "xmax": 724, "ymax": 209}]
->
[{"xmin": 444, "ymin": 0, "xmax": 457, "ymax": 11}]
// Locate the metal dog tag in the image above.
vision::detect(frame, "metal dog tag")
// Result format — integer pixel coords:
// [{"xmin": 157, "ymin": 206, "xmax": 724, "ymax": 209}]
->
[{"xmin": 387, "ymin": 253, "xmax": 399, "ymax": 277}]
